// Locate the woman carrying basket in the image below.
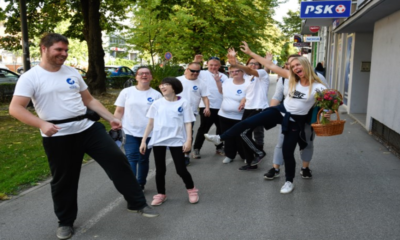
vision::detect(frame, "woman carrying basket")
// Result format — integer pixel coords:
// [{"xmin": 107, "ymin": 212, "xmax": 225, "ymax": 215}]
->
[{"xmin": 205, "ymin": 42, "xmax": 326, "ymax": 194}]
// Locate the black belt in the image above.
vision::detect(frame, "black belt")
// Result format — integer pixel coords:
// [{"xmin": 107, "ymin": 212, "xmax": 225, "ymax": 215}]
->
[
  {"xmin": 47, "ymin": 109, "xmax": 100, "ymax": 124},
  {"xmin": 47, "ymin": 114, "xmax": 88, "ymax": 124}
]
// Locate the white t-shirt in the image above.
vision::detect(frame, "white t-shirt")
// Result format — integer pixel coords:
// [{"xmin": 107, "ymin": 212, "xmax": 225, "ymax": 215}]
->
[
  {"xmin": 198, "ymin": 70, "xmax": 228, "ymax": 109},
  {"xmin": 284, "ymin": 81, "xmax": 327, "ymax": 115},
  {"xmin": 114, "ymin": 86, "xmax": 162, "ymax": 137},
  {"xmin": 14, "ymin": 65, "xmax": 94, "ymax": 137},
  {"xmin": 244, "ymin": 69, "xmax": 270, "ymax": 109},
  {"xmin": 177, "ymin": 75, "xmax": 210, "ymax": 115},
  {"xmin": 218, "ymin": 78, "xmax": 249, "ymax": 120},
  {"xmin": 272, "ymin": 72, "xmax": 329, "ymax": 102},
  {"xmin": 146, "ymin": 97, "xmax": 196, "ymax": 148}
]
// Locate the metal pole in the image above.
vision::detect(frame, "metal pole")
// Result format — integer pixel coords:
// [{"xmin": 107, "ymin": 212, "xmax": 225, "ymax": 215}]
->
[{"xmin": 19, "ymin": 0, "xmax": 31, "ymax": 72}]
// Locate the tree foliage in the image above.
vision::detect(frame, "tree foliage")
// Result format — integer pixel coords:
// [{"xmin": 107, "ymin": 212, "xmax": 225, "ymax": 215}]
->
[
  {"xmin": 278, "ymin": 10, "xmax": 301, "ymax": 40},
  {"xmin": 0, "ymin": 0, "xmax": 135, "ymax": 95},
  {"xmin": 126, "ymin": 0, "xmax": 283, "ymax": 65}
]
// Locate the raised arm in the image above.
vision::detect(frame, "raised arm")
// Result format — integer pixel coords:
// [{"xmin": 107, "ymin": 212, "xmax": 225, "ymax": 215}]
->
[
  {"xmin": 240, "ymin": 41, "xmax": 290, "ymax": 79},
  {"xmin": 227, "ymin": 48, "xmax": 259, "ymax": 76}
]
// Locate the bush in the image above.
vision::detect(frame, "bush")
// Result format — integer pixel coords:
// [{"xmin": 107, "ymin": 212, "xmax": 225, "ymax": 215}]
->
[
  {"xmin": 146, "ymin": 64, "xmax": 184, "ymax": 90},
  {"xmin": 0, "ymin": 83, "xmax": 16, "ymax": 102}
]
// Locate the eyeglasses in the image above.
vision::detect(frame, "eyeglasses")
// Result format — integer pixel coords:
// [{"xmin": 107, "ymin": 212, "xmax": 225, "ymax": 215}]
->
[
  {"xmin": 248, "ymin": 62, "xmax": 260, "ymax": 66},
  {"xmin": 137, "ymin": 72, "xmax": 151, "ymax": 76},
  {"xmin": 159, "ymin": 83, "xmax": 171, "ymax": 87},
  {"xmin": 285, "ymin": 62, "xmax": 289, "ymax": 65},
  {"xmin": 188, "ymin": 69, "xmax": 201, "ymax": 73},
  {"xmin": 230, "ymin": 70, "xmax": 243, "ymax": 74},
  {"xmin": 208, "ymin": 56, "xmax": 220, "ymax": 61}
]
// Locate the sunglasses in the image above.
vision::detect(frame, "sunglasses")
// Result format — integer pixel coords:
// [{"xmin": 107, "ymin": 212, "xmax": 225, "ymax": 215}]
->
[
  {"xmin": 248, "ymin": 62, "xmax": 260, "ymax": 66},
  {"xmin": 208, "ymin": 56, "xmax": 220, "ymax": 61},
  {"xmin": 188, "ymin": 69, "xmax": 201, "ymax": 73}
]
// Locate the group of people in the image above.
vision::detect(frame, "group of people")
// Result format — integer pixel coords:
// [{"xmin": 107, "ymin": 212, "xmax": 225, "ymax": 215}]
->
[{"xmin": 9, "ymin": 32, "xmax": 328, "ymax": 240}]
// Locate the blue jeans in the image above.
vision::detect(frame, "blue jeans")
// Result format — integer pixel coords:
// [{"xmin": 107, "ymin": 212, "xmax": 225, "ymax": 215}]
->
[{"xmin": 124, "ymin": 135, "xmax": 151, "ymax": 186}]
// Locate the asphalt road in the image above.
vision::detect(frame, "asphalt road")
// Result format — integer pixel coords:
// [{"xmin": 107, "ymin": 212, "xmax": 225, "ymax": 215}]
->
[{"xmin": 1, "ymin": 76, "xmax": 400, "ymax": 240}]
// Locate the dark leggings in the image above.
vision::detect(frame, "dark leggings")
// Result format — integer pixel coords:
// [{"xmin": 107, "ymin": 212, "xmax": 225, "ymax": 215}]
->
[
  {"xmin": 240, "ymin": 109, "xmax": 264, "ymax": 165},
  {"xmin": 219, "ymin": 116, "xmax": 245, "ymax": 160},
  {"xmin": 153, "ymin": 146, "xmax": 194, "ymax": 194},
  {"xmin": 193, "ymin": 108, "xmax": 223, "ymax": 150},
  {"xmin": 42, "ymin": 122, "xmax": 146, "ymax": 226},
  {"xmin": 220, "ymin": 108, "xmax": 301, "ymax": 182}
]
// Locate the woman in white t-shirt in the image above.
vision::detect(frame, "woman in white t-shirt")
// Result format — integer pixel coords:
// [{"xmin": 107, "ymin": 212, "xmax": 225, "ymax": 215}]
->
[
  {"xmin": 218, "ymin": 67, "xmax": 249, "ymax": 164},
  {"xmin": 205, "ymin": 45, "xmax": 326, "ymax": 194},
  {"xmin": 227, "ymin": 49, "xmax": 270, "ymax": 170},
  {"xmin": 140, "ymin": 77, "xmax": 199, "ymax": 206},
  {"xmin": 114, "ymin": 67, "xmax": 162, "ymax": 191}
]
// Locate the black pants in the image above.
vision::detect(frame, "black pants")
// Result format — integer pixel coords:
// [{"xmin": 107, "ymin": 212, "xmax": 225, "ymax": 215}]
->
[
  {"xmin": 42, "ymin": 122, "xmax": 146, "ymax": 227},
  {"xmin": 241, "ymin": 109, "xmax": 264, "ymax": 165},
  {"xmin": 193, "ymin": 108, "xmax": 223, "ymax": 150},
  {"xmin": 220, "ymin": 108, "xmax": 301, "ymax": 182},
  {"xmin": 153, "ymin": 146, "xmax": 194, "ymax": 194},
  {"xmin": 219, "ymin": 116, "xmax": 245, "ymax": 160}
]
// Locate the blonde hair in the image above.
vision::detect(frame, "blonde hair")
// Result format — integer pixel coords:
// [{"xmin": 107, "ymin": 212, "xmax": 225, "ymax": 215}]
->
[{"xmin": 287, "ymin": 57, "xmax": 325, "ymax": 98}]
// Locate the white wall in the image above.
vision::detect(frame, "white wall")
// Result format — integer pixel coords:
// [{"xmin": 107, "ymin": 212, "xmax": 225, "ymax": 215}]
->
[
  {"xmin": 348, "ymin": 32, "xmax": 373, "ymax": 114},
  {"xmin": 367, "ymin": 10, "xmax": 400, "ymax": 133}
]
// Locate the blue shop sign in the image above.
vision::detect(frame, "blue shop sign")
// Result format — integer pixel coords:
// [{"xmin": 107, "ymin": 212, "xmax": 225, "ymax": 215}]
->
[{"xmin": 300, "ymin": 1, "xmax": 351, "ymax": 19}]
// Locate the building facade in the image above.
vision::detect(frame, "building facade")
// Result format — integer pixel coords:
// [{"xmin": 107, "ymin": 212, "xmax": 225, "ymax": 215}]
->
[{"xmin": 301, "ymin": 0, "xmax": 400, "ymax": 154}]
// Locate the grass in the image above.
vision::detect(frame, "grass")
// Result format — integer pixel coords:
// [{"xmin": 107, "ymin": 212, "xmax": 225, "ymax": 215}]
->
[{"xmin": 0, "ymin": 91, "xmax": 119, "ymax": 199}]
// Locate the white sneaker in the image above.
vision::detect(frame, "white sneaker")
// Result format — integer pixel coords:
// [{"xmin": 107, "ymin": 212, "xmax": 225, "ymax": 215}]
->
[
  {"xmin": 280, "ymin": 181, "xmax": 294, "ymax": 194},
  {"xmin": 204, "ymin": 134, "xmax": 221, "ymax": 145},
  {"xmin": 222, "ymin": 157, "xmax": 233, "ymax": 163}
]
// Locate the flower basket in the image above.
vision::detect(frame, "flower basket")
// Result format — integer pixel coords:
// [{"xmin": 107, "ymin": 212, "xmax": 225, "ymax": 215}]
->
[{"xmin": 311, "ymin": 108, "xmax": 346, "ymax": 136}]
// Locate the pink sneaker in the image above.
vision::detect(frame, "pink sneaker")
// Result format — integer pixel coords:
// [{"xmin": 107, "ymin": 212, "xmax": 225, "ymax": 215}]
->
[
  {"xmin": 187, "ymin": 187, "xmax": 199, "ymax": 204},
  {"xmin": 151, "ymin": 194, "xmax": 167, "ymax": 206}
]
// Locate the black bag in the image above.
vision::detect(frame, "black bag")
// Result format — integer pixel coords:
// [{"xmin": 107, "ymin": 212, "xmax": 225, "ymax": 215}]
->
[{"xmin": 85, "ymin": 108, "xmax": 100, "ymax": 121}]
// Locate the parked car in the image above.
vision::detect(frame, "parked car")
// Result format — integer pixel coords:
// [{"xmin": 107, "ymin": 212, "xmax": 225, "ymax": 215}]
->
[
  {"xmin": 131, "ymin": 65, "xmax": 142, "ymax": 76},
  {"xmin": 105, "ymin": 65, "xmax": 134, "ymax": 77},
  {"xmin": 17, "ymin": 61, "xmax": 41, "ymax": 74},
  {"xmin": 0, "ymin": 69, "xmax": 19, "ymax": 84}
]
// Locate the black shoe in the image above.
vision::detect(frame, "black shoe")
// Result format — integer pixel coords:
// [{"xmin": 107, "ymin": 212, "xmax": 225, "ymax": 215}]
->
[
  {"xmin": 128, "ymin": 205, "xmax": 159, "ymax": 218},
  {"xmin": 238, "ymin": 165, "xmax": 258, "ymax": 171},
  {"xmin": 185, "ymin": 157, "xmax": 191, "ymax": 166},
  {"xmin": 251, "ymin": 151, "xmax": 266, "ymax": 166},
  {"xmin": 300, "ymin": 167, "xmax": 312, "ymax": 179},
  {"xmin": 56, "ymin": 226, "xmax": 74, "ymax": 240},
  {"xmin": 264, "ymin": 168, "xmax": 280, "ymax": 180}
]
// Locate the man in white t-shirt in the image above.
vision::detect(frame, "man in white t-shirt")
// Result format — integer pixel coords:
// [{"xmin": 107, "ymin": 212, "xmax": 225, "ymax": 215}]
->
[
  {"xmin": 177, "ymin": 62, "xmax": 211, "ymax": 165},
  {"xmin": 9, "ymin": 33, "xmax": 158, "ymax": 240},
  {"xmin": 191, "ymin": 55, "xmax": 228, "ymax": 159}
]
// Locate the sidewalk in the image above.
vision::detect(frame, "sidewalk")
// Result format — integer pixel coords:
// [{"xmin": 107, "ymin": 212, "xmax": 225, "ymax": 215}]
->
[{"xmin": 1, "ymin": 77, "xmax": 399, "ymax": 239}]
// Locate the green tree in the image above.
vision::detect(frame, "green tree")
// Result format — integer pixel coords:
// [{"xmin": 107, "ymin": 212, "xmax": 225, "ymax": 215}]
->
[
  {"xmin": 127, "ymin": 0, "xmax": 282, "ymax": 64},
  {"xmin": 278, "ymin": 10, "xmax": 301, "ymax": 40},
  {"xmin": 0, "ymin": 0, "xmax": 134, "ymax": 95}
]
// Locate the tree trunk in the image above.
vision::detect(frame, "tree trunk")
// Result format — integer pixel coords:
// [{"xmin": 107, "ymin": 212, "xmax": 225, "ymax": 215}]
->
[{"xmin": 80, "ymin": 0, "xmax": 106, "ymax": 95}]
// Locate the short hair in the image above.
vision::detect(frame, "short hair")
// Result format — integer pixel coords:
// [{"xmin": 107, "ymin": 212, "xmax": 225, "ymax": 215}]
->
[
  {"xmin": 187, "ymin": 62, "xmax": 201, "ymax": 69},
  {"xmin": 161, "ymin": 77, "xmax": 183, "ymax": 94},
  {"xmin": 39, "ymin": 33, "xmax": 69, "ymax": 51},
  {"xmin": 136, "ymin": 66, "xmax": 152, "ymax": 76},
  {"xmin": 287, "ymin": 54, "xmax": 301, "ymax": 60}
]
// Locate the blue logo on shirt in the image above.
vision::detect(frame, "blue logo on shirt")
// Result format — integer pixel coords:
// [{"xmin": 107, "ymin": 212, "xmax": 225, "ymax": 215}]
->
[
  {"xmin": 66, "ymin": 78, "xmax": 75, "ymax": 85},
  {"xmin": 193, "ymin": 86, "xmax": 198, "ymax": 91},
  {"xmin": 178, "ymin": 107, "xmax": 183, "ymax": 113},
  {"xmin": 237, "ymin": 90, "xmax": 242, "ymax": 94},
  {"xmin": 147, "ymin": 97, "xmax": 154, "ymax": 103}
]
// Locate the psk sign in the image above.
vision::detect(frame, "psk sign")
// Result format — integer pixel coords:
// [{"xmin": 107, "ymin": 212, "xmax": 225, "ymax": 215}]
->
[{"xmin": 300, "ymin": 1, "xmax": 351, "ymax": 19}]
